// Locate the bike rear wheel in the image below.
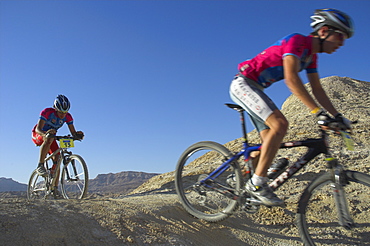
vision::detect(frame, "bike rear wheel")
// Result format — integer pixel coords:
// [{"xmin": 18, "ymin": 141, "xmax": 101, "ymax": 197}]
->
[
  {"xmin": 60, "ymin": 154, "xmax": 88, "ymax": 199},
  {"xmin": 27, "ymin": 170, "xmax": 48, "ymax": 200},
  {"xmin": 175, "ymin": 141, "xmax": 243, "ymax": 222},
  {"xmin": 297, "ymin": 171, "xmax": 370, "ymax": 245}
]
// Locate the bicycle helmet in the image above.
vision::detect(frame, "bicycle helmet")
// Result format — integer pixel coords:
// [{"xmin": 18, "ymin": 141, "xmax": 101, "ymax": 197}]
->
[
  {"xmin": 53, "ymin": 94, "xmax": 70, "ymax": 113},
  {"xmin": 310, "ymin": 8, "xmax": 354, "ymax": 38}
]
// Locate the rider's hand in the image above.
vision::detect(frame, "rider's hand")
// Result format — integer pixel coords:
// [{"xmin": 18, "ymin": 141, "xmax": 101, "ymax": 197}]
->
[
  {"xmin": 316, "ymin": 109, "xmax": 332, "ymax": 122},
  {"xmin": 316, "ymin": 109, "xmax": 333, "ymax": 130},
  {"xmin": 45, "ymin": 129, "xmax": 56, "ymax": 138},
  {"xmin": 74, "ymin": 131, "xmax": 84, "ymax": 140},
  {"xmin": 334, "ymin": 113, "xmax": 352, "ymax": 130}
]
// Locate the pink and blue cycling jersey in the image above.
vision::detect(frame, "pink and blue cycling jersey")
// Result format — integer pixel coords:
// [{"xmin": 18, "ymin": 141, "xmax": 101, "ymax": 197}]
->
[
  {"xmin": 238, "ymin": 33, "xmax": 318, "ymax": 88},
  {"xmin": 33, "ymin": 108, "xmax": 73, "ymax": 132}
]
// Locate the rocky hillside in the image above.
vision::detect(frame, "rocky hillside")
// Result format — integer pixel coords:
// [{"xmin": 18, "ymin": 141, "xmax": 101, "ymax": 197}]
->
[
  {"xmin": 88, "ymin": 171, "xmax": 159, "ymax": 194},
  {"xmin": 1, "ymin": 76, "xmax": 369, "ymax": 246}
]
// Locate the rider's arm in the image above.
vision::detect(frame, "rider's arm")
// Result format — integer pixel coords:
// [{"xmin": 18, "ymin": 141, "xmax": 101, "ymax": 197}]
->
[
  {"xmin": 283, "ymin": 55, "xmax": 319, "ymax": 111},
  {"xmin": 68, "ymin": 124, "xmax": 78, "ymax": 136},
  {"xmin": 306, "ymin": 72, "xmax": 339, "ymax": 116},
  {"xmin": 35, "ymin": 119, "xmax": 47, "ymax": 137},
  {"xmin": 35, "ymin": 119, "xmax": 57, "ymax": 137},
  {"xmin": 68, "ymin": 124, "xmax": 84, "ymax": 139}
]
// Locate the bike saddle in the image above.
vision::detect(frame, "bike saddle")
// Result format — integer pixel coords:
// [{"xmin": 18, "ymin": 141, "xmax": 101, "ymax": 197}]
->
[{"xmin": 225, "ymin": 103, "xmax": 244, "ymax": 112}]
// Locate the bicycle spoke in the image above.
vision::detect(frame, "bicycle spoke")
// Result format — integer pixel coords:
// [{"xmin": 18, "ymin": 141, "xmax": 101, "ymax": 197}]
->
[
  {"xmin": 61, "ymin": 155, "xmax": 88, "ymax": 199},
  {"xmin": 175, "ymin": 141, "xmax": 242, "ymax": 222},
  {"xmin": 27, "ymin": 170, "xmax": 48, "ymax": 200}
]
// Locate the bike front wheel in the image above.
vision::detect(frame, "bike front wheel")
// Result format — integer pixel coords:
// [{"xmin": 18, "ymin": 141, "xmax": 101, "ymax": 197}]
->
[
  {"xmin": 175, "ymin": 141, "xmax": 243, "ymax": 222},
  {"xmin": 297, "ymin": 170, "xmax": 370, "ymax": 246},
  {"xmin": 60, "ymin": 154, "xmax": 89, "ymax": 199},
  {"xmin": 27, "ymin": 170, "xmax": 48, "ymax": 200}
]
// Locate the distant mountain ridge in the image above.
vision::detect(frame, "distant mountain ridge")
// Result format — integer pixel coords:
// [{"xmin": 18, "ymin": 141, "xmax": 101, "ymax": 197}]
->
[
  {"xmin": 0, "ymin": 178, "xmax": 27, "ymax": 192},
  {"xmin": 88, "ymin": 171, "xmax": 159, "ymax": 194},
  {"xmin": 0, "ymin": 171, "xmax": 159, "ymax": 194}
]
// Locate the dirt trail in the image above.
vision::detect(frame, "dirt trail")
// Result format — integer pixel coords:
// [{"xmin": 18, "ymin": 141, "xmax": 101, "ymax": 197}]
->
[{"xmin": 1, "ymin": 190, "xmax": 303, "ymax": 246}]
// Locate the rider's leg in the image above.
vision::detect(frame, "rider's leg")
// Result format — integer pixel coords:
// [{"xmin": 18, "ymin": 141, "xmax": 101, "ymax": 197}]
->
[
  {"xmin": 254, "ymin": 109, "xmax": 288, "ymax": 177},
  {"xmin": 250, "ymin": 152, "xmax": 259, "ymax": 170},
  {"xmin": 49, "ymin": 140, "xmax": 60, "ymax": 185},
  {"xmin": 246, "ymin": 110, "xmax": 287, "ymax": 206},
  {"xmin": 230, "ymin": 76, "xmax": 287, "ymax": 205},
  {"xmin": 53, "ymin": 160, "xmax": 60, "ymax": 187},
  {"xmin": 38, "ymin": 137, "xmax": 53, "ymax": 163},
  {"xmin": 37, "ymin": 138, "xmax": 58, "ymax": 176},
  {"xmin": 35, "ymin": 137, "xmax": 53, "ymax": 176}
]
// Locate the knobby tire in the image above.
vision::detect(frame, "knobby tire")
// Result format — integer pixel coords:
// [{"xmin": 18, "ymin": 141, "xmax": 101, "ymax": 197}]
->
[
  {"xmin": 175, "ymin": 141, "xmax": 243, "ymax": 222},
  {"xmin": 297, "ymin": 170, "xmax": 370, "ymax": 246},
  {"xmin": 27, "ymin": 170, "xmax": 48, "ymax": 200},
  {"xmin": 60, "ymin": 154, "xmax": 89, "ymax": 199}
]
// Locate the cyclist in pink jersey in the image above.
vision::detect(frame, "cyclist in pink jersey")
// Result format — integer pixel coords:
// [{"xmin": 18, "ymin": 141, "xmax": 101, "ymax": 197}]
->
[
  {"xmin": 32, "ymin": 95, "xmax": 84, "ymax": 190},
  {"xmin": 229, "ymin": 8, "xmax": 354, "ymax": 206}
]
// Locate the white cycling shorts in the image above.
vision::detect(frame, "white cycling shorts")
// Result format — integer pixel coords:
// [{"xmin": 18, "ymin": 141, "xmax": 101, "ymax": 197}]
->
[{"xmin": 229, "ymin": 76, "xmax": 278, "ymax": 132}]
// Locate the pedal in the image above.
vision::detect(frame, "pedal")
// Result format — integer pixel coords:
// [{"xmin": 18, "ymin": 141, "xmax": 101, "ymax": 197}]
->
[
  {"xmin": 243, "ymin": 197, "xmax": 261, "ymax": 213},
  {"xmin": 246, "ymin": 197, "xmax": 263, "ymax": 205}
]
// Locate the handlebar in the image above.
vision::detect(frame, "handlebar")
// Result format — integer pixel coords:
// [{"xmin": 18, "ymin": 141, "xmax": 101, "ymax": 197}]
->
[
  {"xmin": 318, "ymin": 118, "xmax": 358, "ymax": 132},
  {"xmin": 46, "ymin": 134, "xmax": 84, "ymax": 141}
]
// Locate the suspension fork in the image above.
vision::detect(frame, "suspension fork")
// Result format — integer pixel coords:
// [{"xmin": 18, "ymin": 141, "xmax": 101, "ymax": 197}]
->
[
  {"xmin": 326, "ymin": 157, "xmax": 354, "ymax": 228},
  {"xmin": 64, "ymin": 152, "xmax": 81, "ymax": 181},
  {"xmin": 62, "ymin": 150, "xmax": 74, "ymax": 181}
]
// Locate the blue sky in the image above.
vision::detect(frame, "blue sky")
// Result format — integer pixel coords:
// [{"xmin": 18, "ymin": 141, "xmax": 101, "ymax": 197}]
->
[{"xmin": 1, "ymin": 1, "xmax": 369, "ymax": 184}]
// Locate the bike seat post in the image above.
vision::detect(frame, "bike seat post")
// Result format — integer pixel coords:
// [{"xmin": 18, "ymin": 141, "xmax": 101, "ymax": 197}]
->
[
  {"xmin": 225, "ymin": 103, "xmax": 249, "ymax": 145},
  {"xmin": 239, "ymin": 109, "xmax": 249, "ymax": 145}
]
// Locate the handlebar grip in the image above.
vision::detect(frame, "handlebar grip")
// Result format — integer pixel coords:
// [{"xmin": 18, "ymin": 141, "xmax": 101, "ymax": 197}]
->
[{"xmin": 74, "ymin": 132, "xmax": 84, "ymax": 140}]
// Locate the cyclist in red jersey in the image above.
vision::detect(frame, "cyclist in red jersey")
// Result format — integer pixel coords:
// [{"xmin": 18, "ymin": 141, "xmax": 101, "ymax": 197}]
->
[
  {"xmin": 229, "ymin": 9, "xmax": 354, "ymax": 206},
  {"xmin": 32, "ymin": 95, "xmax": 84, "ymax": 191}
]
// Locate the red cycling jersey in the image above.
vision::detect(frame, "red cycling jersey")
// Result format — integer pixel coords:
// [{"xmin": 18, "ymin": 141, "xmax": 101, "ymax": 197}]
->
[{"xmin": 32, "ymin": 108, "xmax": 74, "ymax": 154}]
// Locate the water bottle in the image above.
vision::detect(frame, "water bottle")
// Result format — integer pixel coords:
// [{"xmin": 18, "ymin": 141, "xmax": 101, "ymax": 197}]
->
[{"xmin": 267, "ymin": 158, "xmax": 289, "ymax": 179}]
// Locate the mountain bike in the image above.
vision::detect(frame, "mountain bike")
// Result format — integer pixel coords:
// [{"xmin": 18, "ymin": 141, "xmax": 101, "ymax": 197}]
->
[
  {"xmin": 175, "ymin": 103, "xmax": 370, "ymax": 246},
  {"xmin": 27, "ymin": 135, "xmax": 88, "ymax": 200}
]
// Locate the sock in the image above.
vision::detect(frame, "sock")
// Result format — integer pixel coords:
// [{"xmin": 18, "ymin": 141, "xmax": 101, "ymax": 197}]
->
[
  {"xmin": 251, "ymin": 174, "xmax": 268, "ymax": 186},
  {"xmin": 38, "ymin": 163, "xmax": 44, "ymax": 167}
]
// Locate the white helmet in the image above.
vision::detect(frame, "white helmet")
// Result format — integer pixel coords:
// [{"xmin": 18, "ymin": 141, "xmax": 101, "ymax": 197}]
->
[
  {"xmin": 311, "ymin": 8, "xmax": 354, "ymax": 38},
  {"xmin": 53, "ymin": 95, "xmax": 70, "ymax": 113}
]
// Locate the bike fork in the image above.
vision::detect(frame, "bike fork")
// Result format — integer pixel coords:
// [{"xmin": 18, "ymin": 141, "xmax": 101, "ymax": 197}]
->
[
  {"xmin": 63, "ymin": 156, "xmax": 76, "ymax": 181},
  {"xmin": 331, "ymin": 183, "xmax": 354, "ymax": 229},
  {"xmin": 326, "ymin": 158, "xmax": 354, "ymax": 228}
]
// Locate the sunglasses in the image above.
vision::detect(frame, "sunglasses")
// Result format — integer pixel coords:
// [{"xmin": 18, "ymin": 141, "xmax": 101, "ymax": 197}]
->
[
  {"xmin": 57, "ymin": 110, "xmax": 68, "ymax": 114},
  {"xmin": 332, "ymin": 29, "xmax": 348, "ymax": 41}
]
